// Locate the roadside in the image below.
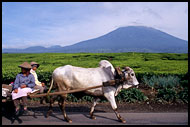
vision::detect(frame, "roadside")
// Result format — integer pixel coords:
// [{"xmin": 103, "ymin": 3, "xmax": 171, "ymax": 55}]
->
[{"xmin": 24, "ymin": 101, "xmax": 188, "ymax": 113}]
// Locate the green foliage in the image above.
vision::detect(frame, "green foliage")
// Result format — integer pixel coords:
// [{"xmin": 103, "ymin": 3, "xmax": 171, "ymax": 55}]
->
[
  {"xmin": 180, "ymin": 80, "xmax": 188, "ymax": 88},
  {"xmin": 157, "ymin": 88, "xmax": 177, "ymax": 102},
  {"xmin": 67, "ymin": 94, "xmax": 78, "ymax": 102},
  {"xmin": 116, "ymin": 88, "xmax": 148, "ymax": 103},
  {"xmin": 37, "ymin": 71, "xmax": 52, "ymax": 83},
  {"xmin": 2, "ymin": 53, "xmax": 188, "ymax": 82},
  {"xmin": 81, "ymin": 96, "xmax": 94, "ymax": 102},
  {"xmin": 2, "ymin": 52, "xmax": 188, "ymax": 103},
  {"xmin": 143, "ymin": 75, "xmax": 188, "ymax": 103},
  {"xmin": 142, "ymin": 75, "xmax": 180, "ymax": 89},
  {"xmin": 177, "ymin": 87, "xmax": 188, "ymax": 103},
  {"xmin": 66, "ymin": 93, "xmax": 95, "ymax": 102}
]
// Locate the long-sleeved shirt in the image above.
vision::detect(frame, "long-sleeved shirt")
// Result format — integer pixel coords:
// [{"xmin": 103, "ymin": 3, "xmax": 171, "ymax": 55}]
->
[
  {"xmin": 30, "ymin": 69, "xmax": 42, "ymax": 86},
  {"xmin": 13, "ymin": 73, "xmax": 35, "ymax": 90}
]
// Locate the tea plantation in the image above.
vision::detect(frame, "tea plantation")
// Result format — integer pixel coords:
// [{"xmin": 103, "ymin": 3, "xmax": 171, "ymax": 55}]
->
[{"xmin": 2, "ymin": 52, "xmax": 188, "ymax": 103}]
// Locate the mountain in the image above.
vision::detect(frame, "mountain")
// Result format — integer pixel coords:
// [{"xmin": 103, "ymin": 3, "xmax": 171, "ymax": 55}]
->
[
  {"xmin": 2, "ymin": 26, "xmax": 188, "ymax": 53},
  {"xmin": 3, "ymin": 46, "xmax": 47, "ymax": 53},
  {"xmin": 2, "ymin": 45, "xmax": 63, "ymax": 53},
  {"xmin": 61, "ymin": 26, "xmax": 188, "ymax": 53}
]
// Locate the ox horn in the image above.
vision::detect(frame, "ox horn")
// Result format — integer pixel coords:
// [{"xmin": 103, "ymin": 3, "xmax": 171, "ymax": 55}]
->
[
  {"xmin": 124, "ymin": 67, "xmax": 130, "ymax": 71},
  {"xmin": 115, "ymin": 67, "xmax": 122, "ymax": 75}
]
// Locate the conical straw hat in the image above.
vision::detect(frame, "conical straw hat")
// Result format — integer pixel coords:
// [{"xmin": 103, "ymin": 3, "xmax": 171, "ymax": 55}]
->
[{"xmin": 18, "ymin": 62, "xmax": 32, "ymax": 69}]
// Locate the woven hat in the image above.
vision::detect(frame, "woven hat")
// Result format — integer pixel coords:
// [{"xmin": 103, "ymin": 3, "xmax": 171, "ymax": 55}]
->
[
  {"xmin": 30, "ymin": 61, "xmax": 40, "ymax": 68},
  {"xmin": 18, "ymin": 62, "xmax": 32, "ymax": 69}
]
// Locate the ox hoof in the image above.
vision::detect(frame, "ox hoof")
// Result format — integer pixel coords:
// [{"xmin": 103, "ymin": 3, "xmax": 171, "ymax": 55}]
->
[
  {"xmin": 46, "ymin": 110, "xmax": 53, "ymax": 118},
  {"xmin": 119, "ymin": 118, "xmax": 126, "ymax": 123},
  {"xmin": 91, "ymin": 116, "xmax": 96, "ymax": 120},
  {"xmin": 46, "ymin": 113, "xmax": 51, "ymax": 118},
  {"xmin": 122, "ymin": 120, "xmax": 126, "ymax": 123},
  {"xmin": 68, "ymin": 120, "xmax": 72, "ymax": 123}
]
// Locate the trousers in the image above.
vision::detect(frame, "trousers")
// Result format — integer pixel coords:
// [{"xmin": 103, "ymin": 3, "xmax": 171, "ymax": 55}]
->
[{"xmin": 13, "ymin": 96, "xmax": 28, "ymax": 108}]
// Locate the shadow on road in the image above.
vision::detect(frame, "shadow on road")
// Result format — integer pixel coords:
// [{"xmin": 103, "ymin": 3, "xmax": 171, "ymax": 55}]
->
[
  {"xmin": 82, "ymin": 113, "xmax": 118, "ymax": 122},
  {"xmin": 3, "ymin": 100, "xmax": 113, "ymax": 124},
  {"xmin": 9, "ymin": 104, "xmax": 107, "ymax": 122},
  {"xmin": 2, "ymin": 101, "xmax": 23, "ymax": 124}
]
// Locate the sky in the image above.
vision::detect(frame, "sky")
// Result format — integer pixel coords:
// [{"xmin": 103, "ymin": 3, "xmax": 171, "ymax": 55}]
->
[{"xmin": 2, "ymin": 2, "xmax": 188, "ymax": 49}]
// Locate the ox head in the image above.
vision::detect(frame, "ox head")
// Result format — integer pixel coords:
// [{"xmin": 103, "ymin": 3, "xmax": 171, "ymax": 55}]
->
[{"xmin": 121, "ymin": 67, "xmax": 139, "ymax": 89}]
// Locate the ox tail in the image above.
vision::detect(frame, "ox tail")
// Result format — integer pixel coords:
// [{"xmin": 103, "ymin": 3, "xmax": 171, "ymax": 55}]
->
[{"xmin": 47, "ymin": 78, "xmax": 54, "ymax": 95}]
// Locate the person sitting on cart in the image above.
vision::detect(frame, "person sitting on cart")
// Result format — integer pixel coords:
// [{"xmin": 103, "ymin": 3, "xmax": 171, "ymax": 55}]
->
[
  {"xmin": 12, "ymin": 62, "xmax": 35, "ymax": 115},
  {"xmin": 30, "ymin": 61, "xmax": 47, "ymax": 104}
]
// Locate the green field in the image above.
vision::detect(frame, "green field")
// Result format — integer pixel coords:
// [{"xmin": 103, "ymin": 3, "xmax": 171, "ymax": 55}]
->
[
  {"xmin": 2, "ymin": 52, "xmax": 188, "ymax": 84},
  {"xmin": 2, "ymin": 52, "xmax": 188, "ymax": 103}
]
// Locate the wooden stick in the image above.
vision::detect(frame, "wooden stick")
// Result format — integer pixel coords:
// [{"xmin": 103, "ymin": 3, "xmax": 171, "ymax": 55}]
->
[
  {"xmin": 28, "ymin": 85, "xmax": 103, "ymax": 98},
  {"xmin": 28, "ymin": 80, "xmax": 117, "ymax": 98}
]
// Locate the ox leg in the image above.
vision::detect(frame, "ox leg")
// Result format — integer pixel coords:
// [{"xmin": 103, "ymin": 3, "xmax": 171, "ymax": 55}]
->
[
  {"xmin": 90, "ymin": 98, "xmax": 100, "ymax": 119},
  {"xmin": 104, "ymin": 93, "xmax": 126, "ymax": 123},
  {"xmin": 113, "ymin": 108, "xmax": 126, "ymax": 123},
  {"xmin": 58, "ymin": 95, "xmax": 63, "ymax": 111},
  {"xmin": 60, "ymin": 94, "xmax": 72, "ymax": 123}
]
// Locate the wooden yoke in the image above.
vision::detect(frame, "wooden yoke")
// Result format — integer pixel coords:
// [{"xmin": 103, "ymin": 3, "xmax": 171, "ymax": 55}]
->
[{"xmin": 102, "ymin": 79, "xmax": 120, "ymax": 86}]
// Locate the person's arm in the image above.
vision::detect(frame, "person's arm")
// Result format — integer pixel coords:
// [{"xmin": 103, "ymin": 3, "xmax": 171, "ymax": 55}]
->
[
  {"xmin": 27, "ymin": 74, "xmax": 36, "ymax": 88},
  {"xmin": 13, "ymin": 74, "xmax": 20, "ymax": 90}
]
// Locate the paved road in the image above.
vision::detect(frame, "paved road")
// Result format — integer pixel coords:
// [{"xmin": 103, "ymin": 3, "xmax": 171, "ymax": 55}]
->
[{"xmin": 2, "ymin": 112, "xmax": 188, "ymax": 125}]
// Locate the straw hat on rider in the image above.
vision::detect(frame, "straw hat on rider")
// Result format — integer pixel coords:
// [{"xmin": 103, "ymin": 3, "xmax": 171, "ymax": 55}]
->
[
  {"xmin": 30, "ymin": 61, "xmax": 40, "ymax": 68},
  {"xmin": 18, "ymin": 62, "xmax": 32, "ymax": 69}
]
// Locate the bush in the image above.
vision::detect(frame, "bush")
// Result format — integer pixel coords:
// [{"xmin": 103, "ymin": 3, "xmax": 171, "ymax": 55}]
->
[
  {"xmin": 82, "ymin": 96, "xmax": 94, "ymax": 102},
  {"xmin": 177, "ymin": 87, "xmax": 188, "ymax": 103},
  {"xmin": 116, "ymin": 88, "xmax": 148, "ymax": 103},
  {"xmin": 2, "ymin": 53, "xmax": 188, "ymax": 104},
  {"xmin": 67, "ymin": 93, "xmax": 96, "ymax": 103},
  {"xmin": 156, "ymin": 88, "xmax": 177, "ymax": 102},
  {"xmin": 67, "ymin": 94, "xmax": 78, "ymax": 102},
  {"xmin": 142, "ymin": 75, "xmax": 180, "ymax": 89},
  {"xmin": 180, "ymin": 80, "xmax": 188, "ymax": 88},
  {"xmin": 37, "ymin": 71, "xmax": 52, "ymax": 86}
]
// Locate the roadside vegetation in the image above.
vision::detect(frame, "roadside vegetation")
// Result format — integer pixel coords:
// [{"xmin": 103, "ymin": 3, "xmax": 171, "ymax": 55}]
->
[{"xmin": 2, "ymin": 52, "xmax": 188, "ymax": 104}]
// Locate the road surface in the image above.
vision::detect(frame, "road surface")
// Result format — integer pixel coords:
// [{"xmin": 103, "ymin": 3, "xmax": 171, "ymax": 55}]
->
[{"xmin": 2, "ymin": 112, "xmax": 188, "ymax": 125}]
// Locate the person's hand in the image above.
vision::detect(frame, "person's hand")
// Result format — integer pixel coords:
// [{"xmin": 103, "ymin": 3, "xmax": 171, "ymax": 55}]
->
[
  {"xmin": 21, "ymin": 84, "xmax": 27, "ymax": 88},
  {"xmin": 41, "ymin": 82, "xmax": 45, "ymax": 87},
  {"xmin": 14, "ymin": 89, "xmax": 18, "ymax": 93}
]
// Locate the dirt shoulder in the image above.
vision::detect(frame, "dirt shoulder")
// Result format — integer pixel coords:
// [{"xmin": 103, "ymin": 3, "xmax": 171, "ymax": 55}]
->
[{"xmin": 27, "ymin": 101, "xmax": 188, "ymax": 113}]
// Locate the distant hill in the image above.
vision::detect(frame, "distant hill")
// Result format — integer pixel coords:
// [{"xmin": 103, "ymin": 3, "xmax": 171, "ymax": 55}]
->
[
  {"xmin": 2, "ymin": 45, "xmax": 63, "ymax": 53},
  {"xmin": 2, "ymin": 26, "xmax": 188, "ymax": 53}
]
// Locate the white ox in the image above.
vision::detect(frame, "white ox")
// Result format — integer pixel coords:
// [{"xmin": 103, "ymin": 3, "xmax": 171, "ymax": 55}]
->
[{"xmin": 46, "ymin": 60, "xmax": 139, "ymax": 123}]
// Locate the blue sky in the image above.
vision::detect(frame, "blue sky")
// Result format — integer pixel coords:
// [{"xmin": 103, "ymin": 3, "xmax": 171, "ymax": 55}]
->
[{"xmin": 2, "ymin": 2, "xmax": 188, "ymax": 49}]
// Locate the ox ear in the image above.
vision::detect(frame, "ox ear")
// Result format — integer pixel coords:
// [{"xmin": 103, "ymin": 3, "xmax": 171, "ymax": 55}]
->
[
  {"xmin": 124, "ymin": 67, "xmax": 130, "ymax": 71},
  {"xmin": 106, "ymin": 66, "xmax": 112, "ymax": 71}
]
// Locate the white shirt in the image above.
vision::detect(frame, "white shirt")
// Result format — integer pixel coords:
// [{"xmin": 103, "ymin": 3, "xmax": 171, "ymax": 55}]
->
[{"xmin": 30, "ymin": 69, "xmax": 42, "ymax": 86}]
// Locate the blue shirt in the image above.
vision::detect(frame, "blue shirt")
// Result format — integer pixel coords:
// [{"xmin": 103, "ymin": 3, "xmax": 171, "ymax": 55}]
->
[{"xmin": 13, "ymin": 73, "xmax": 35, "ymax": 90}]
